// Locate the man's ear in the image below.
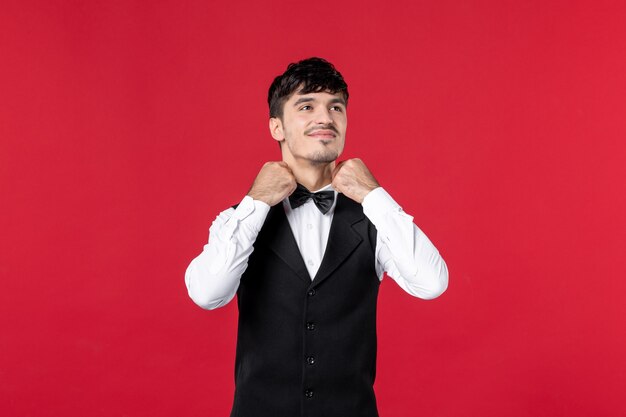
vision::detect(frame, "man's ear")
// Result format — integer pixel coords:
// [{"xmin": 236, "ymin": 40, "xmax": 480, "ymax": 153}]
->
[{"xmin": 269, "ymin": 117, "xmax": 284, "ymax": 143}]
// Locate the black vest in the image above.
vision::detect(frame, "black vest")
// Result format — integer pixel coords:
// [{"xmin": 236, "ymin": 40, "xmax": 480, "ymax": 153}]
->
[{"xmin": 229, "ymin": 193, "xmax": 381, "ymax": 417}]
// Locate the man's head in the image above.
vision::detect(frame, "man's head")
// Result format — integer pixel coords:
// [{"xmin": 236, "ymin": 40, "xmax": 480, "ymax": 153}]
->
[
  {"xmin": 268, "ymin": 57, "xmax": 349, "ymax": 121},
  {"xmin": 268, "ymin": 57, "xmax": 349, "ymax": 166}
]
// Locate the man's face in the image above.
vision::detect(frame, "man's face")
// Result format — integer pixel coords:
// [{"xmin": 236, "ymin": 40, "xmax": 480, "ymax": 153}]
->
[{"xmin": 270, "ymin": 87, "xmax": 347, "ymax": 166}]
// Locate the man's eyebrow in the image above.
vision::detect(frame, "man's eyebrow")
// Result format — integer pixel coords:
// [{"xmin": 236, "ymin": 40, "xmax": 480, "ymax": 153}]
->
[
  {"xmin": 329, "ymin": 97, "xmax": 347, "ymax": 106},
  {"xmin": 292, "ymin": 96, "xmax": 347, "ymax": 107},
  {"xmin": 293, "ymin": 97, "xmax": 314, "ymax": 107}
]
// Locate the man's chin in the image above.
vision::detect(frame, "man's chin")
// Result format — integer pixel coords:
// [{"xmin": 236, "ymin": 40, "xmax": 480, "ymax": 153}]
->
[{"xmin": 308, "ymin": 151, "xmax": 339, "ymax": 165}]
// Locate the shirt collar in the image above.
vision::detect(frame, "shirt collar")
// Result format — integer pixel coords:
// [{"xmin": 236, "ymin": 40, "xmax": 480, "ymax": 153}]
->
[{"xmin": 312, "ymin": 182, "xmax": 335, "ymax": 193}]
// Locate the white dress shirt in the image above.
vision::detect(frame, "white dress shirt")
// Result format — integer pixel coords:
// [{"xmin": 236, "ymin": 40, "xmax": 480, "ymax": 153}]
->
[{"xmin": 185, "ymin": 184, "xmax": 448, "ymax": 310}]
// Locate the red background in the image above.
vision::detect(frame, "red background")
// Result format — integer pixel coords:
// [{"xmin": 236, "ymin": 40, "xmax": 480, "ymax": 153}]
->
[{"xmin": 1, "ymin": 1, "xmax": 625, "ymax": 416}]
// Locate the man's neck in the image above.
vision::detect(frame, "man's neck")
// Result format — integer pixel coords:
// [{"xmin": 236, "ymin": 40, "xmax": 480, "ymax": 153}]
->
[{"xmin": 285, "ymin": 160, "xmax": 336, "ymax": 192}]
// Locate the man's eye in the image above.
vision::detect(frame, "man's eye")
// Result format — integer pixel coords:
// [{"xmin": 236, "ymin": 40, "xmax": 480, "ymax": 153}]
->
[
  {"xmin": 300, "ymin": 105, "xmax": 312, "ymax": 110},
  {"xmin": 331, "ymin": 106, "xmax": 343, "ymax": 112}
]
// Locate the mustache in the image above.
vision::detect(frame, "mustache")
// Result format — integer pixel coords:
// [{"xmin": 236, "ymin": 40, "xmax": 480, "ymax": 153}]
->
[{"xmin": 306, "ymin": 125, "xmax": 338, "ymax": 135}]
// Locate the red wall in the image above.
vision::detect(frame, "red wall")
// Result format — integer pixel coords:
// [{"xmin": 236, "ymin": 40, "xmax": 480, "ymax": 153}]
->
[{"xmin": 2, "ymin": 1, "xmax": 625, "ymax": 416}]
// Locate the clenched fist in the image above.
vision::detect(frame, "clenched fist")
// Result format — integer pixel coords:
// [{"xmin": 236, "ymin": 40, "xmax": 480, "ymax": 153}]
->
[
  {"xmin": 247, "ymin": 161, "xmax": 298, "ymax": 206},
  {"xmin": 331, "ymin": 158, "xmax": 380, "ymax": 204}
]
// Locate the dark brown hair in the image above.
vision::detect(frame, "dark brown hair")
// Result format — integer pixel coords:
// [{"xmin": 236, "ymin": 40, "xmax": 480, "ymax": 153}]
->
[{"xmin": 268, "ymin": 57, "xmax": 349, "ymax": 121}]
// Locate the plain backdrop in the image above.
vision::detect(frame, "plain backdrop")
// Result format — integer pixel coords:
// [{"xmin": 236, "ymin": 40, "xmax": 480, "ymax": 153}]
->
[{"xmin": 1, "ymin": 0, "xmax": 625, "ymax": 416}]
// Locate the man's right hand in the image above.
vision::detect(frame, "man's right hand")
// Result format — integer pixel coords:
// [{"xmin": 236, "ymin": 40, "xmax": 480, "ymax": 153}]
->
[{"xmin": 247, "ymin": 161, "xmax": 297, "ymax": 206}]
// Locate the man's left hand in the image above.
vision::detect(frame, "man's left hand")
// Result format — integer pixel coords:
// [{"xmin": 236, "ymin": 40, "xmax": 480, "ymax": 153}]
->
[{"xmin": 331, "ymin": 158, "xmax": 380, "ymax": 204}]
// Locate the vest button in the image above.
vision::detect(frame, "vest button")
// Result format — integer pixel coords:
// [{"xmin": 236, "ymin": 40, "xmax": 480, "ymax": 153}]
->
[
  {"xmin": 304, "ymin": 389, "xmax": 314, "ymax": 398},
  {"xmin": 306, "ymin": 356, "xmax": 316, "ymax": 365},
  {"xmin": 306, "ymin": 322, "xmax": 316, "ymax": 331},
  {"xmin": 307, "ymin": 289, "xmax": 316, "ymax": 297}
]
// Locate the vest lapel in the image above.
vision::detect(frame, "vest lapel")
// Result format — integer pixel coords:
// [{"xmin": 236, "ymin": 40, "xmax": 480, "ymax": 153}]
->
[
  {"xmin": 267, "ymin": 193, "xmax": 365, "ymax": 286},
  {"xmin": 310, "ymin": 193, "xmax": 364, "ymax": 287},
  {"xmin": 266, "ymin": 202, "xmax": 312, "ymax": 283}
]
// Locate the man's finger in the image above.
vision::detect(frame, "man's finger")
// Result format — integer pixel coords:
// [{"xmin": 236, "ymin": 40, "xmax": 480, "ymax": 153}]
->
[
  {"xmin": 332, "ymin": 179, "xmax": 342, "ymax": 193},
  {"xmin": 331, "ymin": 160, "xmax": 345, "ymax": 178}
]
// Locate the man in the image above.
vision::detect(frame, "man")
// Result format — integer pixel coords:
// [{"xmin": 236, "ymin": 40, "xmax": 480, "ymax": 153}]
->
[{"xmin": 185, "ymin": 57, "xmax": 448, "ymax": 417}]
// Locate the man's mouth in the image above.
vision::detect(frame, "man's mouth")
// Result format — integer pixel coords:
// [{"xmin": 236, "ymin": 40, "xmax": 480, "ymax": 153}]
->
[{"xmin": 308, "ymin": 130, "xmax": 336, "ymax": 138}]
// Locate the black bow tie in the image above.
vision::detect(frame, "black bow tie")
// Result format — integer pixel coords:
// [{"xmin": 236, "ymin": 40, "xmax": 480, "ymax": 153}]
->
[{"xmin": 288, "ymin": 183, "xmax": 335, "ymax": 214}]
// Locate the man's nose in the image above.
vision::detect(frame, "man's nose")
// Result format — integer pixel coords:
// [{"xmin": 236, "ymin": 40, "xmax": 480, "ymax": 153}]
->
[{"xmin": 314, "ymin": 107, "xmax": 333, "ymax": 124}]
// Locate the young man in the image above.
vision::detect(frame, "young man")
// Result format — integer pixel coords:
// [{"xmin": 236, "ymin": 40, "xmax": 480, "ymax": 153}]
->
[{"xmin": 185, "ymin": 57, "xmax": 448, "ymax": 417}]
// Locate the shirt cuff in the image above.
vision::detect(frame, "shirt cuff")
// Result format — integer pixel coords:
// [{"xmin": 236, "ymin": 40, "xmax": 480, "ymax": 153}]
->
[
  {"xmin": 362, "ymin": 187, "xmax": 412, "ymax": 226},
  {"xmin": 236, "ymin": 195, "xmax": 270, "ymax": 228},
  {"xmin": 219, "ymin": 195, "xmax": 271, "ymax": 240}
]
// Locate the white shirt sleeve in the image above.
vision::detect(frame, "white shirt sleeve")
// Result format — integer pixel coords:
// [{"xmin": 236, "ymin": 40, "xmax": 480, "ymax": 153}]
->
[
  {"xmin": 362, "ymin": 187, "xmax": 449, "ymax": 300},
  {"xmin": 184, "ymin": 195, "xmax": 271, "ymax": 309}
]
